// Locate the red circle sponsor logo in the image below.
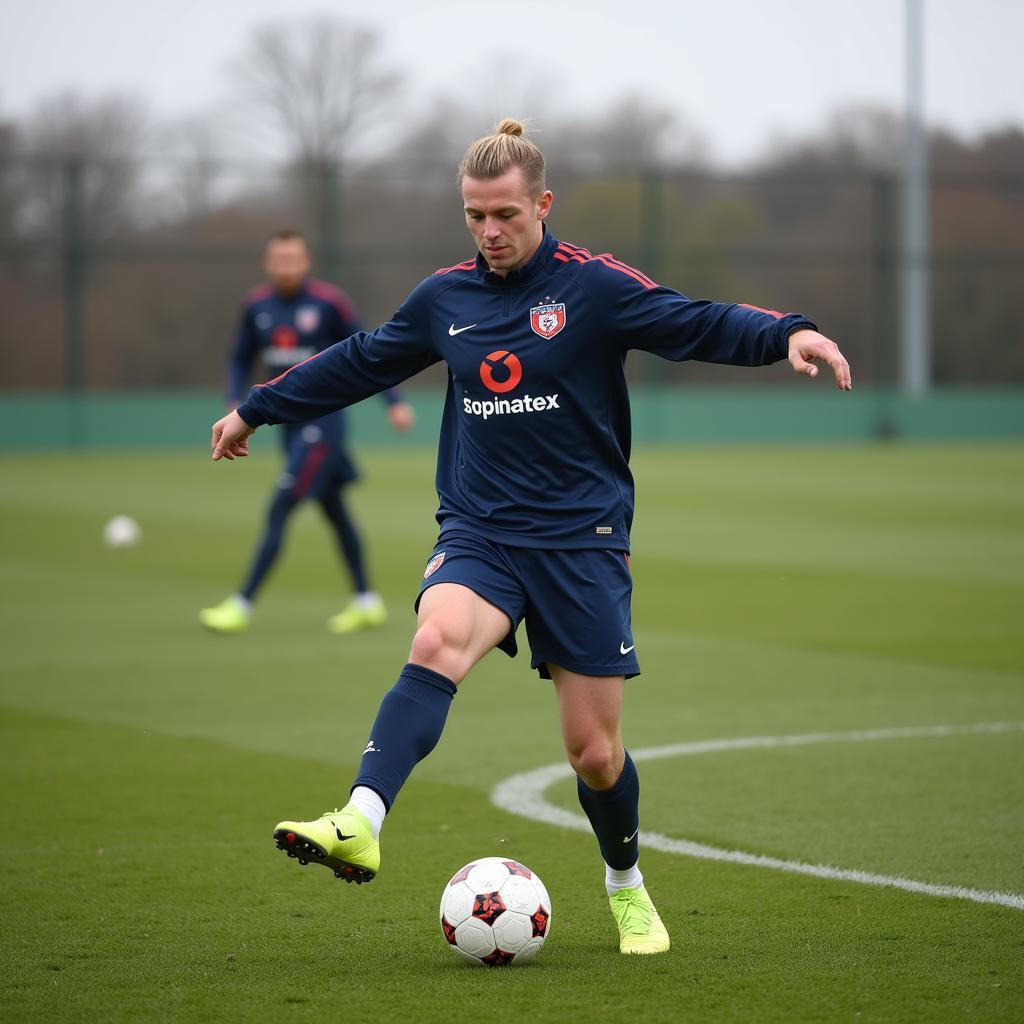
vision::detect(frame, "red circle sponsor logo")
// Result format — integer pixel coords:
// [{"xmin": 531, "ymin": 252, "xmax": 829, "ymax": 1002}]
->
[
  {"xmin": 479, "ymin": 350, "xmax": 522, "ymax": 393},
  {"xmin": 272, "ymin": 325, "xmax": 298, "ymax": 349}
]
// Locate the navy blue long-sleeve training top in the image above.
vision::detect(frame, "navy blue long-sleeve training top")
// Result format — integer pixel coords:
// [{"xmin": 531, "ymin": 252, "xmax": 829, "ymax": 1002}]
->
[{"xmin": 238, "ymin": 229, "xmax": 815, "ymax": 550}]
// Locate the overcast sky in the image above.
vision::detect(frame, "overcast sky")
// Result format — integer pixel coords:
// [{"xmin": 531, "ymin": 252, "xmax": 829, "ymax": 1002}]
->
[{"xmin": 2, "ymin": 0, "xmax": 1022, "ymax": 165}]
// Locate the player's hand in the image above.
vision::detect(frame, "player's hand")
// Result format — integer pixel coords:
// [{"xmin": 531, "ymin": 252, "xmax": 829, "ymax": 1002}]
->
[
  {"xmin": 788, "ymin": 329, "xmax": 852, "ymax": 391},
  {"xmin": 388, "ymin": 401, "xmax": 416, "ymax": 433},
  {"xmin": 211, "ymin": 410, "xmax": 256, "ymax": 461}
]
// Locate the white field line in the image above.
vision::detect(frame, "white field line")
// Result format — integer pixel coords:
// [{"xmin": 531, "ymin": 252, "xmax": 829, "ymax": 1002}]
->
[{"xmin": 490, "ymin": 722, "xmax": 1024, "ymax": 911}]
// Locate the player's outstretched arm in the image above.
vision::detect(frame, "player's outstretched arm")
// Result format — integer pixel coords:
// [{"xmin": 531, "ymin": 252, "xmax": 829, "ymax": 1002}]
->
[
  {"xmin": 211, "ymin": 410, "xmax": 256, "ymax": 461},
  {"xmin": 788, "ymin": 329, "xmax": 853, "ymax": 391}
]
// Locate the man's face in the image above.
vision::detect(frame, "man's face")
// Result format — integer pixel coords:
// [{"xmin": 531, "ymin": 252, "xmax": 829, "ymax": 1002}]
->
[
  {"xmin": 264, "ymin": 237, "xmax": 311, "ymax": 295},
  {"xmin": 461, "ymin": 168, "xmax": 553, "ymax": 277}
]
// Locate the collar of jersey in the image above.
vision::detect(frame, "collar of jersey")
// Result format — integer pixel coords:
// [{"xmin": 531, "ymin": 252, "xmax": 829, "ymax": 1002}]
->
[
  {"xmin": 273, "ymin": 278, "xmax": 311, "ymax": 302},
  {"xmin": 476, "ymin": 227, "xmax": 559, "ymax": 287}
]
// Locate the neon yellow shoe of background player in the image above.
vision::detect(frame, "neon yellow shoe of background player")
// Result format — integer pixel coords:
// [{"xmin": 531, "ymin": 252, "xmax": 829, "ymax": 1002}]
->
[
  {"xmin": 198, "ymin": 595, "xmax": 250, "ymax": 634},
  {"xmin": 326, "ymin": 595, "xmax": 387, "ymax": 635},
  {"xmin": 608, "ymin": 886, "xmax": 671, "ymax": 954},
  {"xmin": 273, "ymin": 805, "xmax": 380, "ymax": 884}
]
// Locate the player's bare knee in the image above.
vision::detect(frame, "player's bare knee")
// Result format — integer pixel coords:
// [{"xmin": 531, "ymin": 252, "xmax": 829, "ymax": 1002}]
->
[
  {"xmin": 408, "ymin": 621, "xmax": 469, "ymax": 683},
  {"xmin": 409, "ymin": 621, "xmax": 446, "ymax": 665},
  {"xmin": 566, "ymin": 742, "xmax": 619, "ymax": 790}
]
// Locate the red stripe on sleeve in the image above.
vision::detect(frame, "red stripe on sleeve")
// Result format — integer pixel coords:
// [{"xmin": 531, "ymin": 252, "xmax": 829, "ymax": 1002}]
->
[
  {"xmin": 739, "ymin": 303, "xmax": 785, "ymax": 319},
  {"xmin": 244, "ymin": 282, "xmax": 274, "ymax": 304},
  {"xmin": 557, "ymin": 240, "xmax": 594, "ymax": 259},
  {"xmin": 554, "ymin": 242, "xmax": 657, "ymax": 288},
  {"xmin": 596, "ymin": 254, "xmax": 657, "ymax": 289},
  {"xmin": 306, "ymin": 279, "xmax": 358, "ymax": 322},
  {"xmin": 434, "ymin": 259, "xmax": 477, "ymax": 276},
  {"xmin": 592, "ymin": 255, "xmax": 657, "ymax": 290}
]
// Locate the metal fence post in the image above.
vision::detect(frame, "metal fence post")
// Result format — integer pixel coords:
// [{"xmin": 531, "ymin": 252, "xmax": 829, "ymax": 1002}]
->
[
  {"xmin": 315, "ymin": 161, "xmax": 342, "ymax": 283},
  {"xmin": 638, "ymin": 168, "xmax": 665, "ymax": 391},
  {"xmin": 900, "ymin": 0, "xmax": 931, "ymax": 395},
  {"xmin": 62, "ymin": 157, "xmax": 87, "ymax": 448}
]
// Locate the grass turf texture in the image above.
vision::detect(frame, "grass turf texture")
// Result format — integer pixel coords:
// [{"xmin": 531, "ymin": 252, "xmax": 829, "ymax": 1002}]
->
[{"xmin": 1, "ymin": 443, "xmax": 1022, "ymax": 1022}]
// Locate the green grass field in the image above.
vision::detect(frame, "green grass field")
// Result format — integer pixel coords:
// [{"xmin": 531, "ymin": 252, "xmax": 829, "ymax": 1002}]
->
[{"xmin": 2, "ymin": 443, "xmax": 1023, "ymax": 1022}]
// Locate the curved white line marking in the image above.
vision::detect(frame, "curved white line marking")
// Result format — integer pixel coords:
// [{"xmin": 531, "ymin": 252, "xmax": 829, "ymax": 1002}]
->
[{"xmin": 491, "ymin": 722, "xmax": 1024, "ymax": 911}]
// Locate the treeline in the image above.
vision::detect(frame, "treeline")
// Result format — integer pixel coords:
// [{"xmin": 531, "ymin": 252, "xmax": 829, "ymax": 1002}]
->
[{"xmin": 0, "ymin": 16, "xmax": 1021, "ymax": 390}]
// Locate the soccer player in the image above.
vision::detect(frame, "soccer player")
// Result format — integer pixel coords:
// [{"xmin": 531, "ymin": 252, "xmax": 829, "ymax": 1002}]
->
[
  {"xmin": 200, "ymin": 229, "xmax": 415, "ymax": 635},
  {"xmin": 210, "ymin": 122, "xmax": 852, "ymax": 954}
]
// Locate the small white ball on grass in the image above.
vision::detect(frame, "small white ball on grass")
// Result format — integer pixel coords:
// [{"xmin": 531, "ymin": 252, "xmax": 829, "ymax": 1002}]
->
[{"xmin": 103, "ymin": 515, "xmax": 141, "ymax": 549}]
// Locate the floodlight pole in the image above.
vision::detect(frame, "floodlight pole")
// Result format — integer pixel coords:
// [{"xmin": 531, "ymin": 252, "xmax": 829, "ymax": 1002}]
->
[{"xmin": 900, "ymin": 0, "xmax": 930, "ymax": 395}]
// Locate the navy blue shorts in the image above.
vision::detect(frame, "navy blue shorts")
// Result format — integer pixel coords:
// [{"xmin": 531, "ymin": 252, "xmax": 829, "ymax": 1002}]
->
[
  {"xmin": 277, "ymin": 422, "xmax": 358, "ymax": 501},
  {"xmin": 416, "ymin": 532, "xmax": 639, "ymax": 680}
]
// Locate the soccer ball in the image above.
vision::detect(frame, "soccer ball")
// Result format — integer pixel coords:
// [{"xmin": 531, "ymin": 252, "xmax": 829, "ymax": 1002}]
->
[
  {"xmin": 439, "ymin": 857, "xmax": 552, "ymax": 966},
  {"xmin": 103, "ymin": 515, "xmax": 141, "ymax": 549}
]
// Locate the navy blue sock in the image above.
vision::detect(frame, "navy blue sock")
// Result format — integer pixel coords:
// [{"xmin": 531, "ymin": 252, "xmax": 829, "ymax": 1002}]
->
[
  {"xmin": 240, "ymin": 491, "xmax": 295, "ymax": 600},
  {"xmin": 576, "ymin": 750, "xmax": 640, "ymax": 870},
  {"xmin": 352, "ymin": 663, "xmax": 457, "ymax": 810}
]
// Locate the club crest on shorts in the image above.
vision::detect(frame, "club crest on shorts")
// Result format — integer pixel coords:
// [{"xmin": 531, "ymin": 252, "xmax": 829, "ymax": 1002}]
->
[
  {"xmin": 530, "ymin": 302, "xmax": 566, "ymax": 339},
  {"xmin": 423, "ymin": 552, "xmax": 445, "ymax": 579},
  {"xmin": 296, "ymin": 305, "xmax": 320, "ymax": 333}
]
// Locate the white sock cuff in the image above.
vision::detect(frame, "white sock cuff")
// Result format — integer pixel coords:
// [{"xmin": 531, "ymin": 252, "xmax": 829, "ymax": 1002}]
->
[
  {"xmin": 605, "ymin": 861, "xmax": 644, "ymax": 895},
  {"xmin": 349, "ymin": 786, "xmax": 386, "ymax": 838}
]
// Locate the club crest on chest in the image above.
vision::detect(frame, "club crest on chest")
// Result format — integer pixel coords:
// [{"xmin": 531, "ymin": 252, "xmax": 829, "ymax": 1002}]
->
[
  {"xmin": 530, "ymin": 302, "xmax": 566, "ymax": 339},
  {"xmin": 296, "ymin": 305, "xmax": 321, "ymax": 333}
]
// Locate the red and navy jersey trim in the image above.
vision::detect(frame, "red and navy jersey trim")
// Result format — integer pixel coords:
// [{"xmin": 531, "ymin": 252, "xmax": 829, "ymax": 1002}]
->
[
  {"xmin": 306, "ymin": 278, "xmax": 359, "ymax": 322},
  {"xmin": 434, "ymin": 258, "xmax": 477, "ymax": 276},
  {"xmin": 553, "ymin": 241, "xmax": 658, "ymax": 290},
  {"xmin": 738, "ymin": 303, "xmax": 786, "ymax": 319},
  {"xmin": 244, "ymin": 282, "xmax": 274, "ymax": 305}
]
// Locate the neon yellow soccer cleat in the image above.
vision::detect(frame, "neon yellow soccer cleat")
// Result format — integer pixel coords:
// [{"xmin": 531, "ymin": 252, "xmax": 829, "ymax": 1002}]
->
[
  {"xmin": 608, "ymin": 886, "xmax": 671, "ymax": 955},
  {"xmin": 273, "ymin": 806, "xmax": 380, "ymax": 884},
  {"xmin": 327, "ymin": 596, "xmax": 387, "ymax": 635},
  {"xmin": 198, "ymin": 595, "xmax": 250, "ymax": 634}
]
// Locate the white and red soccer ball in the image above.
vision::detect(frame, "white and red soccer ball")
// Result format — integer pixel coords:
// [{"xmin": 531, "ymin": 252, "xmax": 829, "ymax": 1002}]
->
[{"xmin": 439, "ymin": 857, "xmax": 552, "ymax": 966}]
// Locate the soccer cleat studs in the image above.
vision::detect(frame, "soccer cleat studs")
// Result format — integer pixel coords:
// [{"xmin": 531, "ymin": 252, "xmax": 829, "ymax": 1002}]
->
[{"xmin": 272, "ymin": 809, "xmax": 379, "ymax": 884}]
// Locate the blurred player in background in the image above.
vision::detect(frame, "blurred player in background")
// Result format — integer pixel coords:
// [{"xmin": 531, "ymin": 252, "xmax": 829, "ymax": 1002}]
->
[
  {"xmin": 200, "ymin": 229, "xmax": 415, "ymax": 635},
  {"xmin": 210, "ymin": 123, "xmax": 851, "ymax": 955}
]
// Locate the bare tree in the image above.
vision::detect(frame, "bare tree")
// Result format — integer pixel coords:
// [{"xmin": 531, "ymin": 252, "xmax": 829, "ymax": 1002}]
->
[
  {"xmin": 0, "ymin": 108, "xmax": 17, "ymax": 237},
  {"xmin": 156, "ymin": 112, "xmax": 234, "ymax": 222},
  {"xmin": 760, "ymin": 105, "xmax": 906, "ymax": 175},
  {"xmin": 546, "ymin": 95, "xmax": 709, "ymax": 174},
  {"xmin": 12, "ymin": 91, "xmax": 148, "ymax": 240},
  {"xmin": 230, "ymin": 15, "xmax": 402, "ymax": 171},
  {"xmin": 228, "ymin": 16, "xmax": 402, "ymax": 278}
]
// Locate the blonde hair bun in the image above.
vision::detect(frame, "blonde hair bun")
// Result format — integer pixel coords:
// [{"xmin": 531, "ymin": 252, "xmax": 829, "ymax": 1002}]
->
[
  {"xmin": 458, "ymin": 118, "xmax": 545, "ymax": 196},
  {"xmin": 496, "ymin": 118, "xmax": 525, "ymax": 137}
]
